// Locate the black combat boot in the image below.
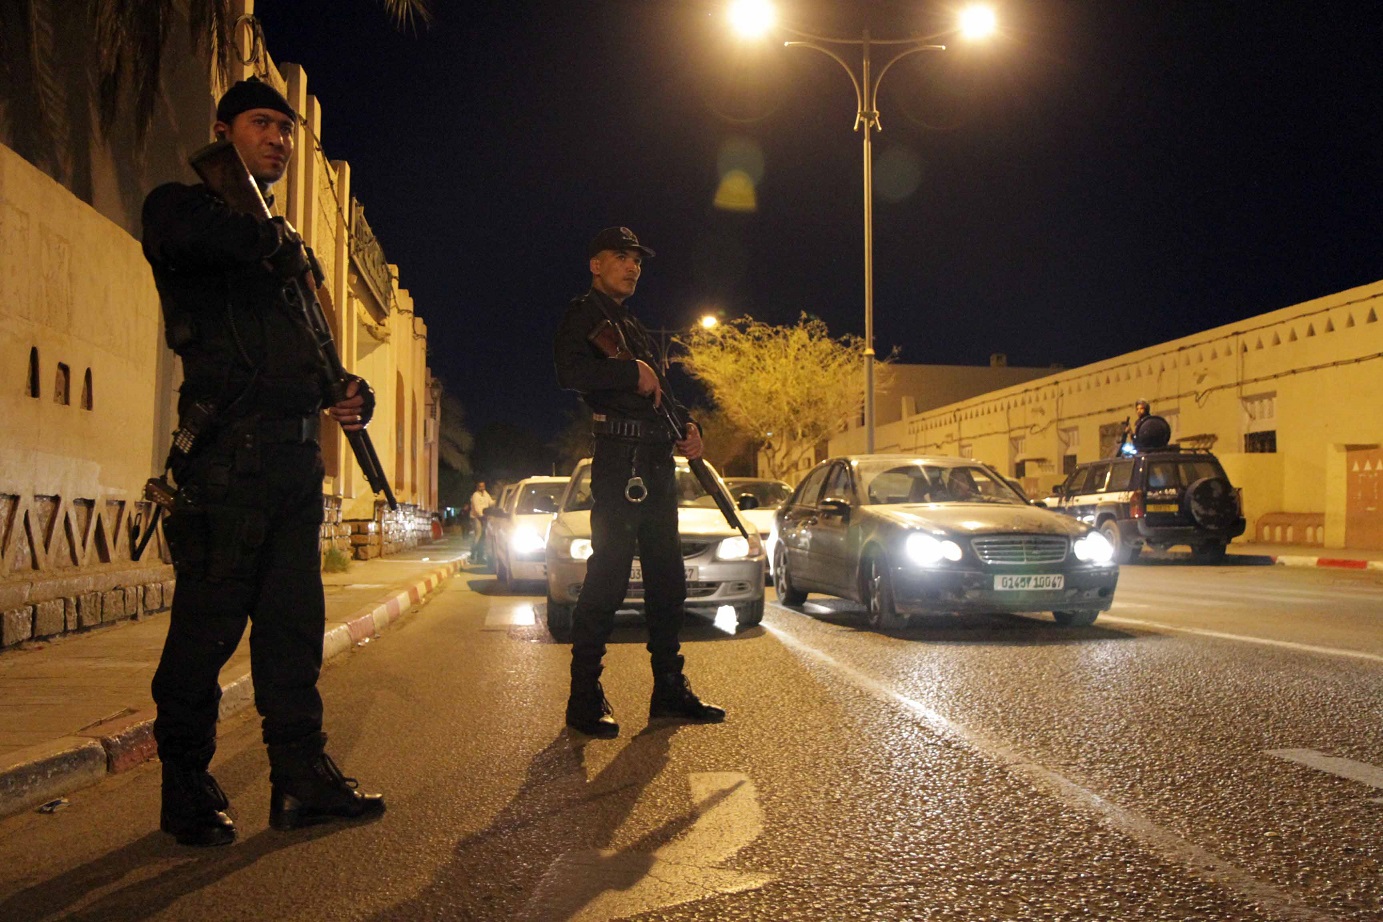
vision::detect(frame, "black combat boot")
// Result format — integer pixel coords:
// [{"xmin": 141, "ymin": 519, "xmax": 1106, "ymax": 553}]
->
[
  {"xmin": 566, "ymin": 678, "xmax": 619, "ymax": 738},
  {"xmin": 160, "ymin": 760, "xmax": 236, "ymax": 847},
  {"xmin": 267, "ymin": 733, "xmax": 385, "ymax": 831},
  {"xmin": 650, "ymin": 666, "xmax": 726, "ymax": 723}
]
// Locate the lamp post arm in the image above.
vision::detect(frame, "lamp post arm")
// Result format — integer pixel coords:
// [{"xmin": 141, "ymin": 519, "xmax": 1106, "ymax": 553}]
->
[
  {"xmin": 784, "ymin": 40, "xmax": 865, "ymax": 124},
  {"xmin": 869, "ymin": 44, "xmax": 946, "ymax": 129}
]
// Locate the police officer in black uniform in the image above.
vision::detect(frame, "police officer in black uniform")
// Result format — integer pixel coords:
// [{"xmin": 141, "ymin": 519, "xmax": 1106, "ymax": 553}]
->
[
  {"xmin": 553, "ymin": 227, "xmax": 726, "ymax": 738},
  {"xmin": 141, "ymin": 78, "xmax": 383, "ymax": 846}
]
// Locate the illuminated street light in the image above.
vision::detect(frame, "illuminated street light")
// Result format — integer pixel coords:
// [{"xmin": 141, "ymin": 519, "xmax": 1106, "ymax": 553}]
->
[
  {"xmin": 699, "ymin": 314, "xmax": 720, "ymax": 330},
  {"xmin": 728, "ymin": 0, "xmax": 776, "ymax": 38},
  {"xmin": 731, "ymin": 3, "xmax": 996, "ymax": 452}
]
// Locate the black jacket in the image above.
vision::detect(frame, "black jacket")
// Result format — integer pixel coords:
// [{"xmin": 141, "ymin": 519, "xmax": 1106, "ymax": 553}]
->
[
  {"xmin": 553, "ymin": 288, "xmax": 687, "ymax": 424},
  {"xmin": 142, "ymin": 182, "xmax": 325, "ymax": 417}
]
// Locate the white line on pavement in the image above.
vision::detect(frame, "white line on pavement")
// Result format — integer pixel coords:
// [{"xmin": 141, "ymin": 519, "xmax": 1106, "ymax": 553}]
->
[
  {"xmin": 768, "ymin": 621, "xmax": 1339, "ymax": 922},
  {"xmin": 1265, "ymin": 749, "xmax": 1383, "ymax": 800},
  {"xmin": 1098, "ymin": 615, "xmax": 1383, "ymax": 664}
]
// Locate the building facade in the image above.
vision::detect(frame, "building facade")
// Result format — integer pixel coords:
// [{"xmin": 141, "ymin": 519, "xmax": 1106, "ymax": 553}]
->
[
  {"xmin": 820, "ymin": 280, "xmax": 1383, "ymax": 550},
  {"xmin": 0, "ymin": 2, "xmax": 440, "ymax": 648}
]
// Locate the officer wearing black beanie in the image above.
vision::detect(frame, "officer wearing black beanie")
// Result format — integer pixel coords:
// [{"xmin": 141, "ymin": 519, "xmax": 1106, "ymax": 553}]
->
[{"xmin": 140, "ymin": 77, "xmax": 384, "ymax": 847}]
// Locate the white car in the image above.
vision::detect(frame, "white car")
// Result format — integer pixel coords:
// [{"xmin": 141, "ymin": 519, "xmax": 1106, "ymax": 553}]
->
[
  {"xmin": 491, "ymin": 476, "xmax": 568, "ymax": 590},
  {"xmin": 723, "ymin": 477, "xmax": 792, "ymax": 579},
  {"xmin": 544, "ymin": 457, "xmax": 766, "ymax": 639}
]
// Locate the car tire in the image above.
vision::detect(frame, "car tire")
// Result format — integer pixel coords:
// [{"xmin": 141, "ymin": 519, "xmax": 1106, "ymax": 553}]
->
[
  {"xmin": 545, "ymin": 598, "xmax": 574, "ymax": 642},
  {"xmin": 774, "ymin": 546, "xmax": 807, "ymax": 606},
  {"xmin": 735, "ymin": 597, "xmax": 765, "ymax": 629},
  {"xmin": 1190, "ymin": 542, "xmax": 1227, "ymax": 563},
  {"xmin": 864, "ymin": 556, "xmax": 905, "ymax": 632},
  {"xmin": 1100, "ymin": 519, "xmax": 1140, "ymax": 564},
  {"xmin": 1185, "ymin": 477, "xmax": 1239, "ymax": 531},
  {"xmin": 496, "ymin": 558, "xmax": 511, "ymax": 592},
  {"xmin": 1053, "ymin": 610, "xmax": 1099, "ymax": 627}
]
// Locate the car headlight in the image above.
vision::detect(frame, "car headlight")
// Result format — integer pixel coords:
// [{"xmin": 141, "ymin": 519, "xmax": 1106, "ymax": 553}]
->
[
  {"xmin": 1073, "ymin": 531, "xmax": 1115, "ymax": 563},
  {"xmin": 905, "ymin": 533, "xmax": 962, "ymax": 566},
  {"xmin": 510, "ymin": 526, "xmax": 547, "ymax": 555},
  {"xmin": 554, "ymin": 537, "xmax": 594, "ymax": 561},
  {"xmin": 715, "ymin": 533, "xmax": 764, "ymax": 560}
]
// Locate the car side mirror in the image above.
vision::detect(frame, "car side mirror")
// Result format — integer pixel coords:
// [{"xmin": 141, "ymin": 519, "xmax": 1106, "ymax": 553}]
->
[
  {"xmin": 737, "ymin": 494, "xmax": 760, "ymax": 511},
  {"xmin": 1049, "ymin": 485, "xmax": 1064, "ymax": 497},
  {"xmin": 820, "ymin": 496, "xmax": 851, "ymax": 517}
]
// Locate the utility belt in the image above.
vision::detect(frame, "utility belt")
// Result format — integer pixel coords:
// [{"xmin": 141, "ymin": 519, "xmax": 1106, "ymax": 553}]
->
[
  {"xmin": 252, "ymin": 413, "xmax": 321, "ymax": 445},
  {"xmin": 591, "ymin": 414, "xmax": 672, "ymax": 444}
]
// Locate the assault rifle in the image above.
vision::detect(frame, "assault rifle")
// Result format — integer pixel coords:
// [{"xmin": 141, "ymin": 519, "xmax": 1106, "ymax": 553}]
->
[
  {"xmin": 190, "ymin": 139, "xmax": 397, "ymax": 510},
  {"xmin": 587, "ymin": 318, "xmax": 752, "ymax": 542}
]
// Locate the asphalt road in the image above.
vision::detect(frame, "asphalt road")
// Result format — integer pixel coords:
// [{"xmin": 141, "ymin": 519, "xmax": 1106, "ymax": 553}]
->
[{"xmin": 0, "ymin": 562, "xmax": 1378, "ymax": 921}]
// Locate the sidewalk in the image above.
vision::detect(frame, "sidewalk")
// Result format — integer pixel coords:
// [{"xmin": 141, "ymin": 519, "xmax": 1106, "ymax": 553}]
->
[
  {"xmin": 1199, "ymin": 541, "xmax": 1383, "ymax": 570},
  {"xmin": 0, "ymin": 534, "xmax": 471, "ymax": 820}
]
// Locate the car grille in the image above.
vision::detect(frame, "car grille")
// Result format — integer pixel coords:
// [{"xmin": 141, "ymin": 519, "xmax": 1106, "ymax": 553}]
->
[
  {"xmin": 680, "ymin": 540, "xmax": 713, "ymax": 559},
  {"xmin": 971, "ymin": 535, "xmax": 1069, "ymax": 564}
]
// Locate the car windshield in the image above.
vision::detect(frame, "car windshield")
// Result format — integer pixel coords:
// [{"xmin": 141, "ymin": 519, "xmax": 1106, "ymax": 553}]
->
[
  {"xmin": 562, "ymin": 461, "xmax": 724, "ymax": 512},
  {"xmin": 727, "ymin": 480, "xmax": 790, "ymax": 507},
  {"xmin": 515, "ymin": 483, "xmax": 563, "ymax": 515},
  {"xmin": 854, "ymin": 459, "xmax": 1026, "ymax": 506}
]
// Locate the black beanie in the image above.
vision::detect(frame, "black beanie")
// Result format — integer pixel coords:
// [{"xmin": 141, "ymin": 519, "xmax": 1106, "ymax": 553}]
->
[{"xmin": 215, "ymin": 77, "xmax": 296, "ymax": 124}]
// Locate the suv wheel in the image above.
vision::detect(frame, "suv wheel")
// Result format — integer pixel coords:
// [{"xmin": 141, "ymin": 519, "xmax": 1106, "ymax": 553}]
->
[
  {"xmin": 1191, "ymin": 542, "xmax": 1227, "ymax": 563},
  {"xmin": 1185, "ymin": 477, "xmax": 1239, "ymax": 530},
  {"xmin": 863, "ymin": 556, "xmax": 905, "ymax": 631},
  {"xmin": 1099, "ymin": 519, "xmax": 1140, "ymax": 564}
]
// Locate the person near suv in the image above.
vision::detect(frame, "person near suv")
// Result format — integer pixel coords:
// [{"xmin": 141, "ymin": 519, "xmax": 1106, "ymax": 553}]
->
[{"xmin": 1051, "ymin": 445, "xmax": 1245, "ymax": 563}]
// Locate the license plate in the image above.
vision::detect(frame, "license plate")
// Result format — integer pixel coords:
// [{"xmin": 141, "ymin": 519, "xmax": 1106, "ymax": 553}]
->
[
  {"xmin": 1147, "ymin": 503, "xmax": 1179, "ymax": 513},
  {"xmin": 631, "ymin": 564, "xmax": 696, "ymax": 582},
  {"xmin": 994, "ymin": 574, "xmax": 1065, "ymax": 591}
]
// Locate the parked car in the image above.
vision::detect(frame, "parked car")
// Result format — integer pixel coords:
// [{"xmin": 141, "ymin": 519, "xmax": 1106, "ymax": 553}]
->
[
  {"xmin": 774, "ymin": 455, "xmax": 1120, "ymax": 629},
  {"xmin": 544, "ymin": 457, "xmax": 767, "ymax": 640},
  {"xmin": 490, "ymin": 476, "xmax": 569, "ymax": 590},
  {"xmin": 1047, "ymin": 447, "xmax": 1245, "ymax": 563},
  {"xmin": 723, "ymin": 477, "xmax": 793, "ymax": 580}
]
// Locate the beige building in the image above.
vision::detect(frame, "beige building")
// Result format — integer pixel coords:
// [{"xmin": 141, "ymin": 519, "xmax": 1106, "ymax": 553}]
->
[
  {"xmin": 819, "ymin": 280, "xmax": 1383, "ymax": 550},
  {"xmin": 0, "ymin": 2, "xmax": 440, "ymax": 648}
]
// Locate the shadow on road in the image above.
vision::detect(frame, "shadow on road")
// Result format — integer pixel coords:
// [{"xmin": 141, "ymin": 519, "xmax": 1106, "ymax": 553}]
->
[
  {"xmin": 774, "ymin": 599, "xmax": 1138, "ymax": 646},
  {"xmin": 368, "ymin": 725, "xmax": 685, "ymax": 921}
]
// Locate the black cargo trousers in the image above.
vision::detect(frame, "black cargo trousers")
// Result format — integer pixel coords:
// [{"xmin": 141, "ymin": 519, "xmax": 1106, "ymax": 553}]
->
[
  {"xmin": 152, "ymin": 416, "xmax": 327, "ymax": 767},
  {"xmin": 570, "ymin": 436, "xmax": 686, "ymax": 683}
]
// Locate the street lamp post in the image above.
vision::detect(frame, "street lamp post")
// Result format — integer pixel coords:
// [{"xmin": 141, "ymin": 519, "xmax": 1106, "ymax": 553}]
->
[{"xmin": 730, "ymin": 3, "xmax": 995, "ymax": 452}]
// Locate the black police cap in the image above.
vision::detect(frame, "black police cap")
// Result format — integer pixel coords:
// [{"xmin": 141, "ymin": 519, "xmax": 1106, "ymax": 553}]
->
[{"xmin": 589, "ymin": 226, "xmax": 655, "ymax": 259}]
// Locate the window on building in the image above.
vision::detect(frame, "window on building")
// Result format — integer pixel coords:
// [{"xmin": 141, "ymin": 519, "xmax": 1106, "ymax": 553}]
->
[
  {"xmin": 1242, "ymin": 392, "xmax": 1276, "ymax": 454},
  {"xmin": 27, "ymin": 347, "xmax": 40, "ymax": 398},
  {"xmin": 1059, "ymin": 426, "xmax": 1079, "ymax": 474},
  {"xmin": 54, "ymin": 363, "xmax": 70, "ymax": 405},
  {"xmin": 81, "ymin": 368, "xmax": 93, "ymax": 410},
  {"xmin": 958, "ymin": 441, "xmax": 974, "ymax": 460}
]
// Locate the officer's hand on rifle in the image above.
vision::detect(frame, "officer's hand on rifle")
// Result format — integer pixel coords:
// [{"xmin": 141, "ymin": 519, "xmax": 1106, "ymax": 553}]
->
[
  {"xmin": 328, "ymin": 376, "xmax": 374, "ymax": 432},
  {"xmin": 634, "ymin": 359, "xmax": 662, "ymax": 407},
  {"xmin": 675, "ymin": 421, "xmax": 703, "ymax": 461},
  {"xmin": 266, "ymin": 217, "xmax": 310, "ymax": 280}
]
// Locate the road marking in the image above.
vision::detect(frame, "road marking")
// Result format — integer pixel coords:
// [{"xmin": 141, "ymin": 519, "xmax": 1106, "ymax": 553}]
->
[
  {"xmin": 1266, "ymin": 749, "xmax": 1383, "ymax": 802},
  {"xmin": 768, "ymin": 621, "xmax": 1339, "ymax": 922},
  {"xmin": 483, "ymin": 599, "xmax": 537, "ymax": 629},
  {"xmin": 1098, "ymin": 614, "xmax": 1383, "ymax": 664},
  {"xmin": 521, "ymin": 772, "xmax": 772, "ymax": 921}
]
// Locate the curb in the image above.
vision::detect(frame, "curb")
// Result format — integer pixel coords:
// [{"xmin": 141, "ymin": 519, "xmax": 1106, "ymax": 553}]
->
[
  {"xmin": 1270, "ymin": 555, "xmax": 1381, "ymax": 571},
  {"xmin": 0, "ymin": 557, "xmax": 463, "ymax": 820}
]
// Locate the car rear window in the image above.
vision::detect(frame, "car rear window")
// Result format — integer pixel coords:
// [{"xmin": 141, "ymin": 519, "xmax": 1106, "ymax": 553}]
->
[{"xmin": 1145, "ymin": 457, "xmax": 1224, "ymax": 489}]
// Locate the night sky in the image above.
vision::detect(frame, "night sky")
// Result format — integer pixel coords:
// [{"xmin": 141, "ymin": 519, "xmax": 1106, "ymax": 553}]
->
[{"xmin": 253, "ymin": 1, "xmax": 1383, "ymax": 443}]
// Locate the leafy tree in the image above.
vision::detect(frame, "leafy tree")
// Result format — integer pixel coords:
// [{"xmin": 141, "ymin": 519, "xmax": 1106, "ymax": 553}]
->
[
  {"xmin": 437, "ymin": 390, "xmax": 474, "ymax": 513},
  {"xmin": 680, "ymin": 314, "xmax": 894, "ymax": 480}
]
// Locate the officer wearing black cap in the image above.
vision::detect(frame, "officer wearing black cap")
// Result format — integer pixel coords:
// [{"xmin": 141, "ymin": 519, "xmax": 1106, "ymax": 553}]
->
[
  {"xmin": 141, "ymin": 76, "xmax": 383, "ymax": 846},
  {"xmin": 553, "ymin": 227, "xmax": 726, "ymax": 737}
]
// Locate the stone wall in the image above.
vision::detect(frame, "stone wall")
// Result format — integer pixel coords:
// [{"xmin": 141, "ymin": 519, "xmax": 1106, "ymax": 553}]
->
[{"xmin": 1, "ymin": 564, "xmax": 174, "ymax": 648}]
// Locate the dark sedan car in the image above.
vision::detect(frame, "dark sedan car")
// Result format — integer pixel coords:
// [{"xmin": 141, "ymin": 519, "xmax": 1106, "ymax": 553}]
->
[{"xmin": 773, "ymin": 455, "xmax": 1120, "ymax": 629}]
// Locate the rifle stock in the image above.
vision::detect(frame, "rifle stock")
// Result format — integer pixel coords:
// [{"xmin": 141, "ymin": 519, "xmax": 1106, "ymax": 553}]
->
[{"xmin": 189, "ymin": 140, "xmax": 398, "ymax": 510}]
